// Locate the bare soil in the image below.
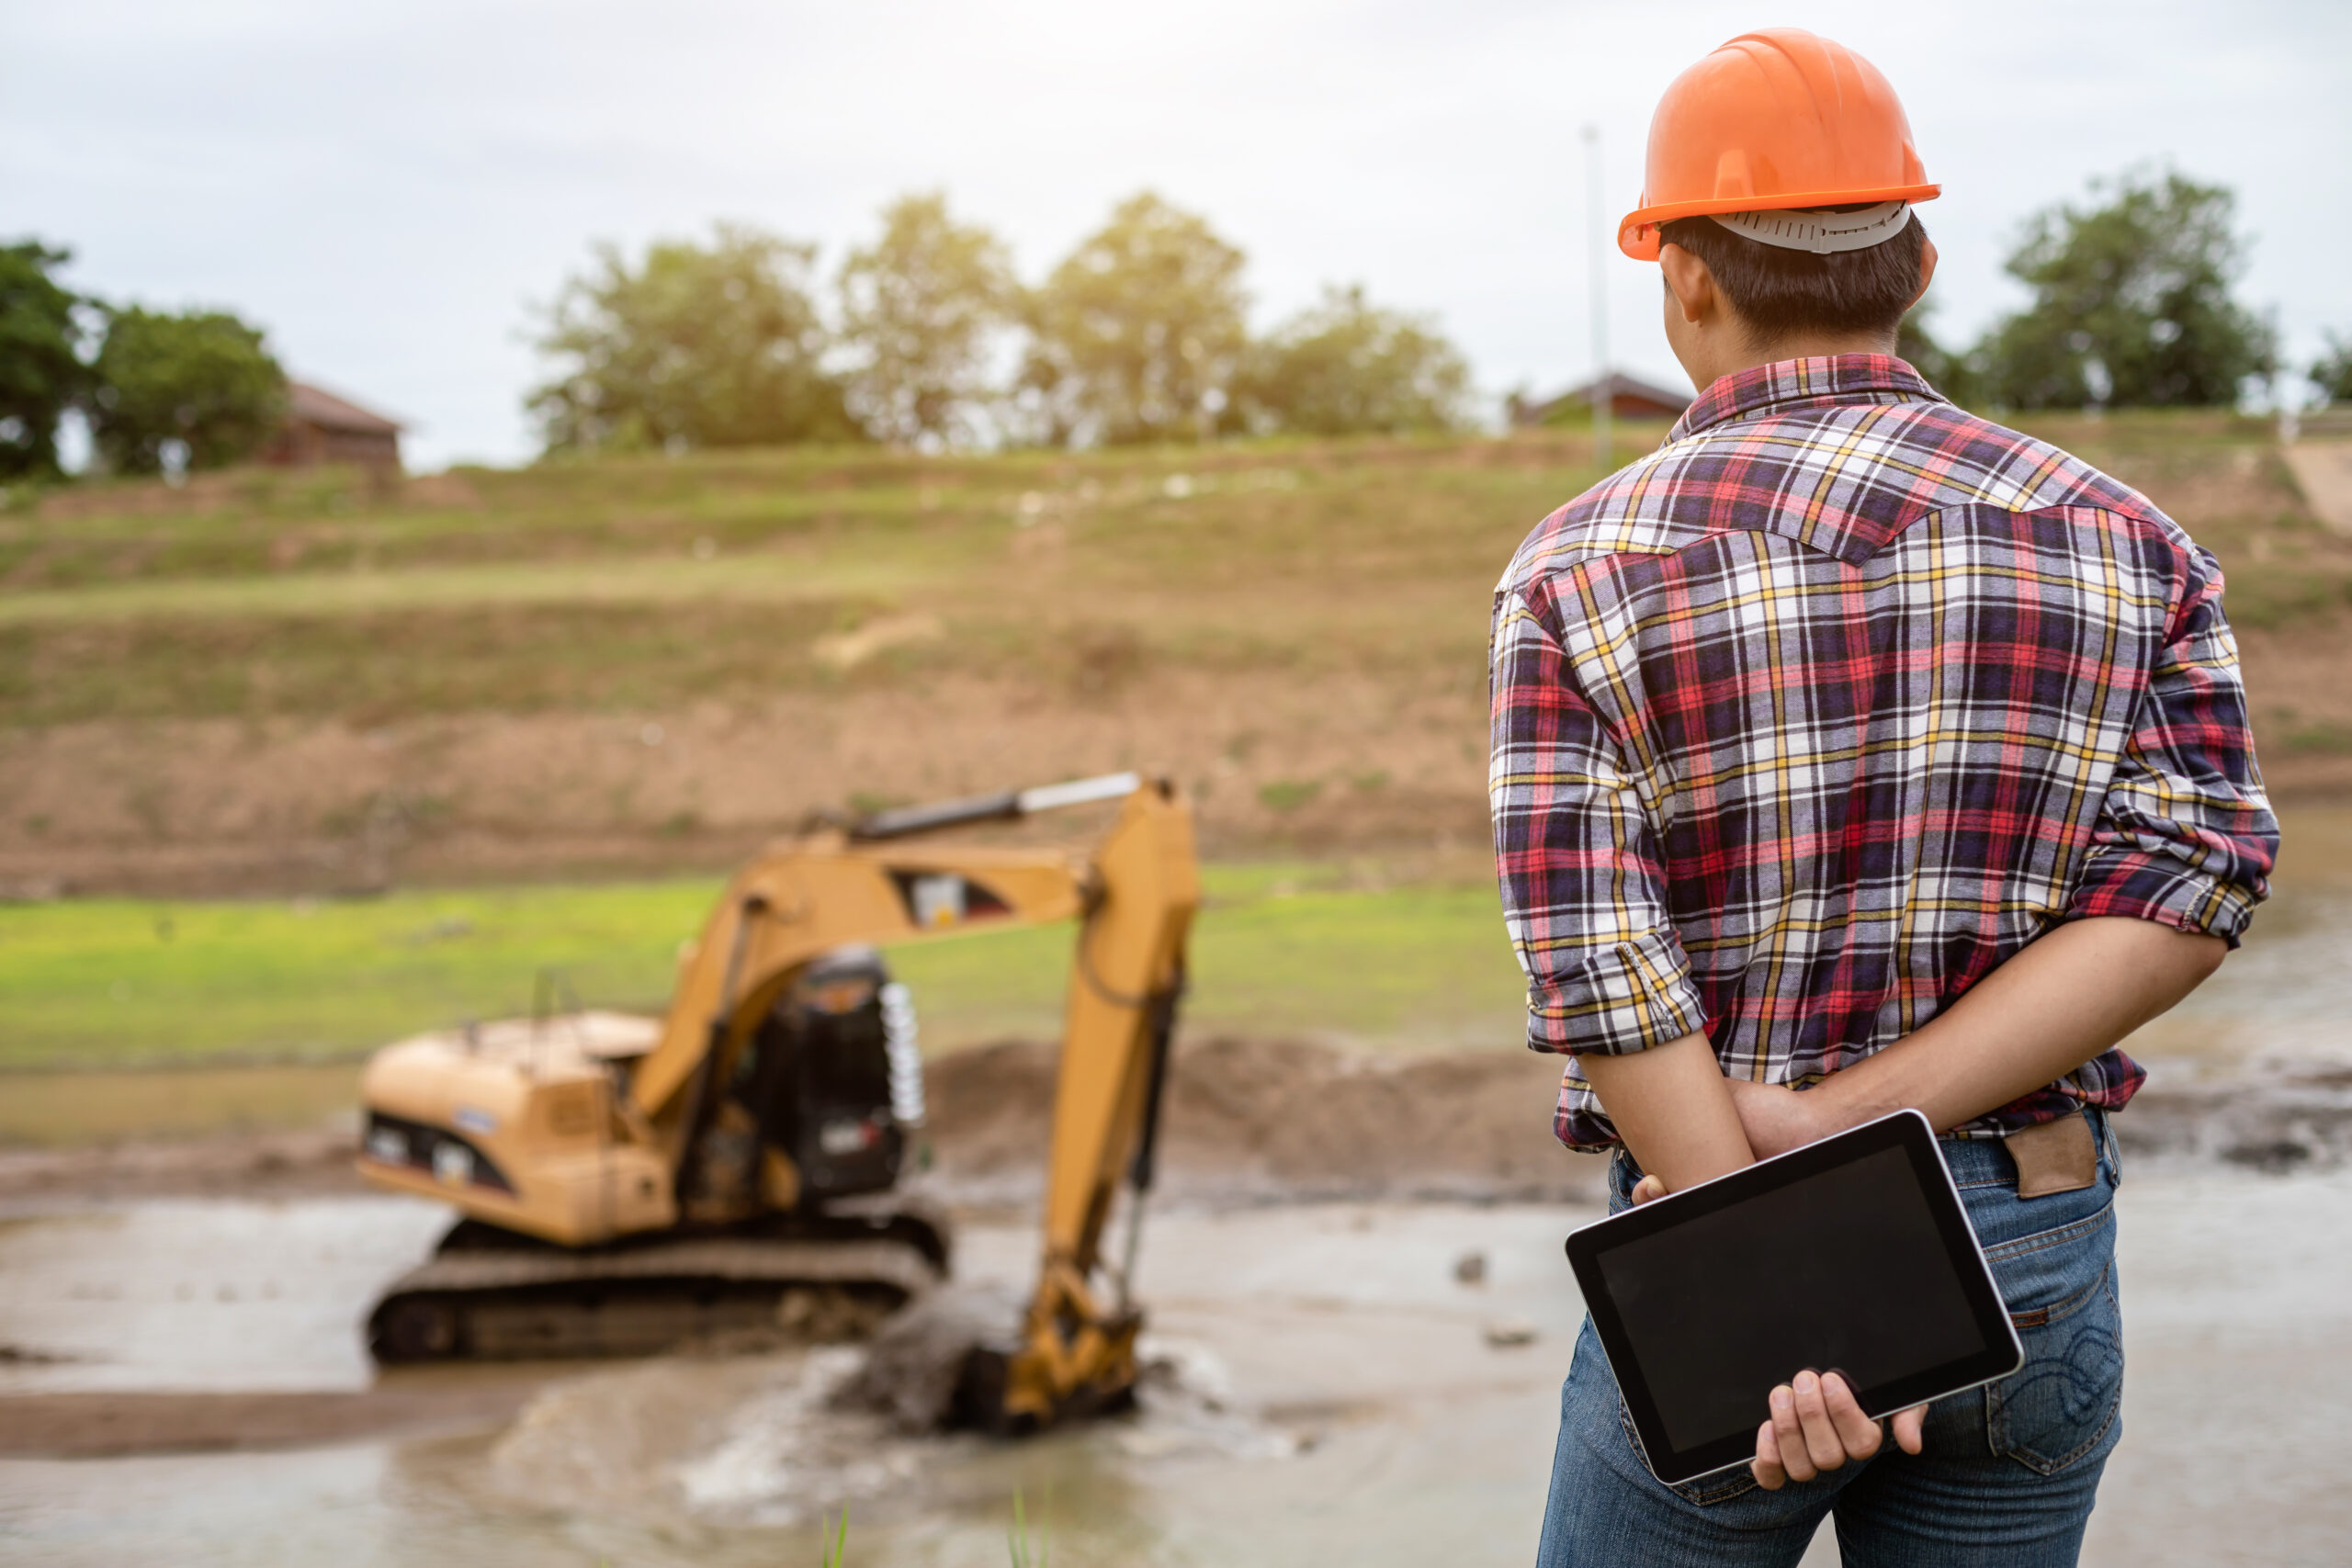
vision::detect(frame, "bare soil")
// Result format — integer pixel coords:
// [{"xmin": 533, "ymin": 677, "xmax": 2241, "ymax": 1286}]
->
[
  {"xmin": 0, "ymin": 1124, "xmax": 366, "ymax": 1204},
  {"xmin": 6, "ymin": 629, "xmax": 2341, "ymax": 900},
  {"xmin": 12, "ymin": 1029, "xmax": 2337, "ymax": 1213},
  {"xmin": 0, "ymin": 669, "xmax": 1491, "ymax": 898},
  {"xmin": 923, "ymin": 1034, "xmax": 1599, "ymax": 1204},
  {"xmin": 0, "ymin": 1035, "xmax": 1592, "ymax": 1208},
  {"xmin": 2282, "ymin": 441, "xmax": 2352, "ymax": 536}
]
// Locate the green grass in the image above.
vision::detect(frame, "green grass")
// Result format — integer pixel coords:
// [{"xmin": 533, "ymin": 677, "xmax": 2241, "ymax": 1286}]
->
[
  {"xmin": 2, "ymin": 414, "xmax": 2340, "ymax": 733},
  {"xmin": 0, "ymin": 882, "xmax": 713, "ymax": 1067},
  {"xmin": 0, "ymin": 435, "xmax": 1605, "ymax": 728},
  {"xmin": 0, "ymin": 862, "xmax": 1530, "ymax": 1070}
]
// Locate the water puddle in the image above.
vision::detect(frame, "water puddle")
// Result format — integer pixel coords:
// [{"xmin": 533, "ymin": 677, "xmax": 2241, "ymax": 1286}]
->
[{"xmin": 0, "ymin": 1198, "xmax": 447, "ymax": 1394}]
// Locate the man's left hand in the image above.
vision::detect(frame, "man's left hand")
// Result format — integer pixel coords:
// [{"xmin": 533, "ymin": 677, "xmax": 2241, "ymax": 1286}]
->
[{"xmin": 1725, "ymin": 1077, "xmax": 1836, "ymax": 1159}]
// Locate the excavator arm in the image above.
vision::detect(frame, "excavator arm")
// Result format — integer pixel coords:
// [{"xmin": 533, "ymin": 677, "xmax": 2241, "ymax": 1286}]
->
[{"xmin": 640, "ymin": 772, "xmax": 1198, "ymax": 1427}]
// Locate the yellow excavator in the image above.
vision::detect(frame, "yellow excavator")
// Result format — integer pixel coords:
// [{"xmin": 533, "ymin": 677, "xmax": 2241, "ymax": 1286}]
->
[{"xmin": 355, "ymin": 773, "xmax": 1196, "ymax": 1430}]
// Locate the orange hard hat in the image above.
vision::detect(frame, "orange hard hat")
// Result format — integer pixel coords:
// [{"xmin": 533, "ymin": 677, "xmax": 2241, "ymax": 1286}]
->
[{"xmin": 1618, "ymin": 28, "xmax": 1939, "ymax": 261}]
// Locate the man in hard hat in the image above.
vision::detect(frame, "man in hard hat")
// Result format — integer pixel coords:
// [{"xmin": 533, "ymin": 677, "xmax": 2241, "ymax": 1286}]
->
[{"xmin": 1489, "ymin": 28, "xmax": 2275, "ymax": 1566}]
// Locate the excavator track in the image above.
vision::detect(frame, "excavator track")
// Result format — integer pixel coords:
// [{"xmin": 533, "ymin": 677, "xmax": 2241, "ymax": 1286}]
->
[{"xmin": 368, "ymin": 1202, "xmax": 950, "ymax": 1363}]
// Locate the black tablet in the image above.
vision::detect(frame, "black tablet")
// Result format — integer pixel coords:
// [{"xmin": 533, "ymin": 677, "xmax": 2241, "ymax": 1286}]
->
[{"xmin": 1563, "ymin": 1110, "xmax": 2022, "ymax": 1486}]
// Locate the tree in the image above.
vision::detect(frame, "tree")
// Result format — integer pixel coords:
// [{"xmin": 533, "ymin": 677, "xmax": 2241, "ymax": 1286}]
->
[
  {"xmin": 1235, "ymin": 284, "xmax": 1472, "ymax": 435},
  {"xmin": 2312, "ymin": 332, "xmax": 2352, "ymax": 406},
  {"xmin": 1017, "ymin": 192, "xmax": 1249, "ymax": 446},
  {"xmin": 837, "ymin": 193, "xmax": 1016, "ymax": 446},
  {"xmin": 86, "ymin": 306, "xmax": 286, "ymax": 476},
  {"xmin": 529, "ymin": 223, "xmax": 854, "ymax": 454},
  {"xmin": 1974, "ymin": 170, "xmax": 2276, "ymax": 410},
  {"xmin": 0, "ymin": 241, "xmax": 88, "ymax": 480},
  {"xmin": 1895, "ymin": 294, "xmax": 1981, "ymax": 410}
]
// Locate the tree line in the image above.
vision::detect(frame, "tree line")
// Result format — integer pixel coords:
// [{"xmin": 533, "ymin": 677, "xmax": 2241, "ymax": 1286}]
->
[
  {"xmin": 0, "ymin": 243, "xmax": 287, "ymax": 481},
  {"xmin": 6, "ymin": 168, "xmax": 2347, "ymax": 486},
  {"xmin": 527, "ymin": 190, "xmax": 1475, "ymax": 455}
]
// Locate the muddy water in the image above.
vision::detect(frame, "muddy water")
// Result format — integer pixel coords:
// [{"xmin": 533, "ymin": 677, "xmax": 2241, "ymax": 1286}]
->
[
  {"xmin": 2, "ymin": 1177, "xmax": 2349, "ymax": 1566},
  {"xmin": 0, "ymin": 1199, "xmax": 444, "ymax": 1394}
]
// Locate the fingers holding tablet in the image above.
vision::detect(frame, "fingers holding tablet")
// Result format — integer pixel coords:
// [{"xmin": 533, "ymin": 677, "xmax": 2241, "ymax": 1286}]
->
[
  {"xmin": 1566, "ymin": 1113, "xmax": 2018, "ymax": 1487},
  {"xmin": 1750, "ymin": 1373, "xmax": 1928, "ymax": 1489}
]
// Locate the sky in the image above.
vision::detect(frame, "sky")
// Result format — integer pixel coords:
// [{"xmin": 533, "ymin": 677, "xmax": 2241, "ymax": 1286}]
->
[{"xmin": 6, "ymin": 0, "xmax": 2348, "ymax": 469}]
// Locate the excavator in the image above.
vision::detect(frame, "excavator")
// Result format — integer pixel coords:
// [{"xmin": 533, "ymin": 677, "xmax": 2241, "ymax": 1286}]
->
[{"xmin": 354, "ymin": 773, "xmax": 1196, "ymax": 1431}]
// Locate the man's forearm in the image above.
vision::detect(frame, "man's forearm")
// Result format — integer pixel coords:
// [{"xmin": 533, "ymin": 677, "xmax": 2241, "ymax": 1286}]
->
[
  {"xmin": 1579, "ymin": 1032, "xmax": 1755, "ymax": 1191},
  {"xmin": 1808, "ymin": 916, "xmax": 2226, "ymax": 1135}
]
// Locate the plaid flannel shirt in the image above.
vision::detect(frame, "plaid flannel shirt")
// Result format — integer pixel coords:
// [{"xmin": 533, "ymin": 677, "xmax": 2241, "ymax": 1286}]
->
[{"xmin": 1489, "ymin": 355, "xmax": 2277, "ymax": 1150}]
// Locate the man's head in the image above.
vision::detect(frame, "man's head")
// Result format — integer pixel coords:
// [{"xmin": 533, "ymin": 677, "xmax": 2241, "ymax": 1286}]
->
[
  {"xmin": 1616, "ymin": 29, "xmax": 1939, "ymax": 389},
  {"xmin": 1655, "ymin": 209, "xmax": 1938, "ymax": 387}
]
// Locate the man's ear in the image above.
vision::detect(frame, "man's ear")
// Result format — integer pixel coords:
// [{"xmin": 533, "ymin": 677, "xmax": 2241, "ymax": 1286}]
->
[
  {"xmin": 1658, "ymin": 243, "xmax": 1716, "ymax": 326},
  {"xmin": 1910, "ymin": 237, "xmax": 1939, "ymax": 311}
]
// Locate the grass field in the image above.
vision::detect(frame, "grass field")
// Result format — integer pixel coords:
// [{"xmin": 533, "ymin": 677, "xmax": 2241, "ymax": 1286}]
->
[
  {"xmin": 6, "ymin": 412, "xmax": 2337, "ymax": 727},
  {"xmin": 2, "ymin": 409, "xmax": 2346, "ymax": 900},
  {"xmin": 0, "ymin": 437, "xmax": 1583, "ymax": 728},
  {"xmin": 0, "ymin": 861, "xmax": 1532, "ymax": 1071}
]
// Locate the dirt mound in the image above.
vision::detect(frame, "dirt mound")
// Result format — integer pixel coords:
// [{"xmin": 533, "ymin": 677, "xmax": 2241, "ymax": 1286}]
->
[{"xmin": 924, "ymin": 1034, "xmax": 1598, "ymax": 1203}]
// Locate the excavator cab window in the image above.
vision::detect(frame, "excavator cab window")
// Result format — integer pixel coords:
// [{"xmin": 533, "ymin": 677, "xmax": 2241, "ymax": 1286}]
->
[{"xmin": 732, "ymin": 947, "xmax": 908, "ymax": 1204}]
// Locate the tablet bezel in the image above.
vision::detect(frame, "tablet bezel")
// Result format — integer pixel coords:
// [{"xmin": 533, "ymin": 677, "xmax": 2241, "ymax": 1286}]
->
[{"xmin": 1563, "ymin": 1109, "xmax": 2024, "ymax": 1487}]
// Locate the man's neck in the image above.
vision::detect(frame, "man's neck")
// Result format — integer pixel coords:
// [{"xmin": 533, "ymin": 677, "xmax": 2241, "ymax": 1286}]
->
[{"xmin": 1684, "ymin": 331, "xmax": 1897, "ymax": 395}]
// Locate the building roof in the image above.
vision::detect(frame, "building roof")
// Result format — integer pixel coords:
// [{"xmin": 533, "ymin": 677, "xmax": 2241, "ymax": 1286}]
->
[
  {"xmin": 1515, "ymin": 371, "xmax": 1694, "ymax": 425},
  {"xmin": 288, "ymin": 380, "xmax": 404, "ymax": 434}
]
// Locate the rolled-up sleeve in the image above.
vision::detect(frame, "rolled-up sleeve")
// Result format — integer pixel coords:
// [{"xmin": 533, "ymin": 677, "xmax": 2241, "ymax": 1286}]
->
[
  {"xmin": 2068, "ymin": 553, "xmax": 2278, "ymax": 944},
  {"xmin": 1488, "ymin": 586, "xmax": 1708, "ymax": 1055}
]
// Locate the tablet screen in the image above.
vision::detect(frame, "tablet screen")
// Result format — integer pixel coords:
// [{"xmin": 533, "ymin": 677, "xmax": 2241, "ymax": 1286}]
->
[
  {"xmin": 1597, "ymin": 1144, "xmax": 1984, "ymax": 1451},
  {"xmin": 1565, "ymin": 1111, "xmax": 2022, "ymax": 1484}
]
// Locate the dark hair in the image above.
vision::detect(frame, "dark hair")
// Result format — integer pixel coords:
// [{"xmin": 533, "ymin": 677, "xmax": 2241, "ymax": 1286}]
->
[{"xmin": 1658, "ymin": 210, "xmax": 1926, "ymax": 346}]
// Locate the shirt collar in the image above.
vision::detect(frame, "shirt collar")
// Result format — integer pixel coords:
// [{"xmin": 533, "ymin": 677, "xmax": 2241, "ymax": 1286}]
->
[{"xmin": 1668, "ymin": 354, "xmax": 1947, "ymax": 444}]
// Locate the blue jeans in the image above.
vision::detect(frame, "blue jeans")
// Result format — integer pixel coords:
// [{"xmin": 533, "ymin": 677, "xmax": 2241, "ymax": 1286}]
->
[{"xmin": 1537, "ymin": 1108, "xmax": 2124, "ymax": 1568}]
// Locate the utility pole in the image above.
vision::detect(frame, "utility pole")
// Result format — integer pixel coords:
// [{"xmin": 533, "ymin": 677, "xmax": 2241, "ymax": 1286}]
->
[{"xmin": 1583, "ymin": 123, "xmax": 1611, "ymax": 470}]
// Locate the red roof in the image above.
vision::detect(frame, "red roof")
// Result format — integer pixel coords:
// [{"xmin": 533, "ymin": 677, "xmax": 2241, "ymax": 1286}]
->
[{"xmin": 288, "ymin": 381, "xmax": 403, "ymax": 434}]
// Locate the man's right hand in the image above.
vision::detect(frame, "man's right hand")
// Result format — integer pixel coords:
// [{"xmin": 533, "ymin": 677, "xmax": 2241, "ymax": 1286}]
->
[{"xmin": 1752, "ymin": 1370, "xmax": 1924, "ymax": 1489}]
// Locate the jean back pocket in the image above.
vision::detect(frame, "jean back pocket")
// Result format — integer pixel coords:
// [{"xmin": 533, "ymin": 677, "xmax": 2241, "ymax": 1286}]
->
[{"xmin": 1984, "ymin": 1252, "xmax": 2124, "ymax": 1475}]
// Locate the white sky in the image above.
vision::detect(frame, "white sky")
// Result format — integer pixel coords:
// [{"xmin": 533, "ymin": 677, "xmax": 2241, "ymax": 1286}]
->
[{"xmin": 6, "ymin": 0, "xmax": 2347, "ymax": 468}]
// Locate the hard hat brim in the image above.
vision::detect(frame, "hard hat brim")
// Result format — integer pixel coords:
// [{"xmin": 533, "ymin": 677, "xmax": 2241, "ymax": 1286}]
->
[{"xmin": 1617, "ymin": 183, "xmax": 1941, "ymax": 260}]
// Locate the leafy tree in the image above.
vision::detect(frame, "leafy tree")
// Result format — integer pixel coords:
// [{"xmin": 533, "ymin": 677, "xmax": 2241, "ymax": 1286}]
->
[
  {"xmin": 1235, "ymin": 284, "xmax": 1471, "ymax": 435},
  {"xmin": 837, "ymin": 193, "xmax": 1016, "ymax": 446},
  {"xmin": 529, "ymin": 223, "xmax": 854, "ymax": 454},
  {"xmin": 0, "ymin": 241, "xmax": 88, "ymax": 480},
  {"xmin": 1895, "ymin": 295, "xmax": 1982, "ymax": 410},
  {"xmin": 2312, "ymin": 332, "xmax": 2352, "ymax": 406},
  {"xmin": 87, "ymin": 306, "xmax": 287, "ymax": 475},
  {"xmin": 1017, "ymin": 192, "xmax": 1248, "ymax": 446},
  {"xmin": 1974, "ymin": 170, "xmax": 2276, "ymax": 410}
]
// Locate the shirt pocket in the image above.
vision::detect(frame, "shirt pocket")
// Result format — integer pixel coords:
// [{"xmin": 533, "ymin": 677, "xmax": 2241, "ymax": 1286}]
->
[{"xmin": 1983, "ymin": 1253, "xmax": 2124, "ymax": 1475}]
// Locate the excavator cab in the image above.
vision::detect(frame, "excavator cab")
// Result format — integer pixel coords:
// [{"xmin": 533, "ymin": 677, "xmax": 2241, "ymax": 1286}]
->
[
  {"xmin": 355, "ymin": 773, "xmax": 1197, "ymax": 1431},
  {"xmin": 728, "ymin": 947, "xmax": 919, "ymax": 1205}
]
